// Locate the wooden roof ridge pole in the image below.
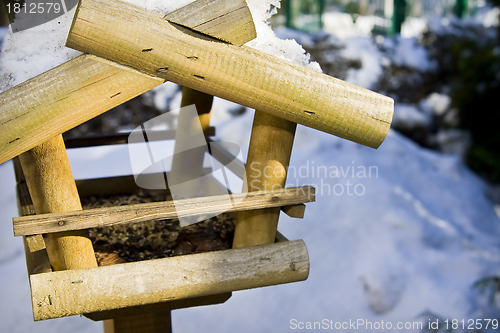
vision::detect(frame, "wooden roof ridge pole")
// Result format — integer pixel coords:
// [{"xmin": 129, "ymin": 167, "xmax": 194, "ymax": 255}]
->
[
  {"xmin": 66, "ymin": 0, "xmax": 394, "ymax": 150},
  {"xmin": 0, "ymin": 0, "xmax": 257, "ymax": 165},
  {"xmin": 18, "ymin": 135, "xmax": 97, "ymax": 271},
  {"xmin": 233, "ymin": 113, "xmax": 297, "ymax": 248}
]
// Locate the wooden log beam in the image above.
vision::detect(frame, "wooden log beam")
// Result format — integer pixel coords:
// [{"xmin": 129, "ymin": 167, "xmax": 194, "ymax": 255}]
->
[
  {"xmin": 0, "ymin": 55, "xmax": 164, "ymax": 165},
  {"xmin": 233, "ymin": 113, "xmax": 297, "ymax": 248},
  {"xmin": 13, "ymin": 186, "xmax": 315, "ymax": 236},
  {"xmin": 18, "ymin": 135, "xmax": 98, "ymax": 271},
  {"xmin": 66, "ymin": 0, "xmax": 394, "ymax": 149},
  {"xmin": 30, "ymin": 239, "xmax": 309, "ymax": 321},
  {"xmin": 0, "ymin": 0, "xmax": 256, "ymax": 165}
]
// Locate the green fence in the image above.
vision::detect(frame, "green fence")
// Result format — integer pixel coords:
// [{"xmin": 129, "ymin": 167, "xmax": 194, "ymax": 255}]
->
[{"xmin": 284, "ymin": 0, "xmax": 480, "ymax": 34}]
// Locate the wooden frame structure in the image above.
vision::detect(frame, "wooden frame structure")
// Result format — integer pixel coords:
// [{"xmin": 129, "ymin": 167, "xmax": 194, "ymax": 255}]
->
[{"xmin": 2, "ymin": 0, "xmax": 393, "ymax": 332}]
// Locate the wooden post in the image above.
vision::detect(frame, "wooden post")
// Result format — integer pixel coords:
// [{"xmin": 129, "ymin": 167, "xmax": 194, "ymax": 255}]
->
[
  {"xmin": 30, "ymin": 240, "xmax": 309, "ymax": 321},
  {"xmin": 454, "ymin": 0, "xmax": 468, "ymax": 18},
  {"xmin": 18, "ymin": 135, "xmax": 97, "ymax": 271},
  {"xmin": 233, "ymin": 112, "xmax": 297, "ymax": 248},
  {"xmin": 104, "ymin": 313, "xmax": 172, "ymax": 333}
]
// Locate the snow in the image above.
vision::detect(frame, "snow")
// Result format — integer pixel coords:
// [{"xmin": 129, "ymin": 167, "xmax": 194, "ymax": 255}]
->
[{"xmin": 1, "ymin": 1, "xmax": 500, "ymax": 333}]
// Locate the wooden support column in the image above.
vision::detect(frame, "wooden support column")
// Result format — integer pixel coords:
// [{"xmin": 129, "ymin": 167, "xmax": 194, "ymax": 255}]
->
[
  {"xmin": 18, "ymin": 135, "xmax": 97, "ymax": 271},
  {"xmin": 233, "ymin": 112, "xmax": 297, "ymax": 248}
]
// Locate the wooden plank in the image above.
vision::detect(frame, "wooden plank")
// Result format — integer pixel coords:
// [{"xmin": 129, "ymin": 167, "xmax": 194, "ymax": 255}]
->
[
  {"xmin": 233, "ymin": 113, "xmax": 297, "ymax": 248},
  {"xmin": 164, "ymin": 0, "xmax": 256, "ymax": 46},
  {"xmin": 85, "ymin": 293, "xmax": 232, "ymax": 321},
  {"xmin": 18, "ymin": 135, "xmax": 98, "ymax": 271},
  {"xmin": 30, "ymin": 239, "xmax": 309, "ymax": 321},
  {"xmin": 0, "ymin": 55, "xmax": 164, "ymax": 165},
  {"xmin": 66, "ymin": 0, "xmax": 394, "ymax": 149},
  {"xmin": 13, "ymin": 186, "xmax": 315, "ymax": 236}
]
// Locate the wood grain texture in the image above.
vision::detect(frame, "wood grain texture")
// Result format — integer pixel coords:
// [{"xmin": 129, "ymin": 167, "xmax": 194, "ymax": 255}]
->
[
  {"xmin": 66, "ymin": 0, "xmax": 394, "ymax": 148},
  {"xmin": 233, "ymin": 113, "xmax": 297, "ymax": 248},
  {"xmin": 30, "ymin": 240, "xmax": 309, "ymax": 321},
  {"xmin": 0, "ymin": 55, "xmax": 164, "ymax": 165},
  {"xmin": 13, "ymin": 186, "xmax": 315, "ymax": 236},
  {"xmin": 13, "ymin": 158, "xmax": 53, "ymax": 275},
  {"xmin": 18, "ymin": 135, "xmax": 98, "ymax": 271},
  {"xmin": 164, "ymin": 0, "xmax": 256, "ymax": 45}
]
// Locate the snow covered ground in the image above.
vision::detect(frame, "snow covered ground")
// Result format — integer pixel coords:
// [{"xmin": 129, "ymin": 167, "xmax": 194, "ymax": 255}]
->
[{"xmin": 1, "ymin": 1, "xmax": 500, "ymax": 332}]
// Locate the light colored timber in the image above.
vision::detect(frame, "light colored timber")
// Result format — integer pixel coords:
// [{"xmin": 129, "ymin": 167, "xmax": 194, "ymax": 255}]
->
[
  {"xmin": 282, "ymin": 204, "xmax": 307, "ymax": 219},
  {"xmin": 0, "ymin": 54, "xmax": 164, "ymax": 165},
  {"xmin": 180, "ymin": 87, "xmax": 214, "ymax": 134},
  {"xmin": 0, "ymin": 0, "xmax": 256, "ymax": 165},
  {"xmin": 103, "ymin": 313, "xmax": 171, "ymax": 333},
  {"xmin": 18, "ymin": 135, "xmax": 97, "ymax": 271},
  {"xmin": 233, "ymin": 113, "xmax": 297, "ymax": 248},
  {"xmin": 30, "ymin": 239, "xmax": 309, "ymax": 321},
  {"xmin": 66, "ymin": 0, "xmax": 394, "ymax": 149},
  {"xmin": 13, "ymin": 186, "xmax": 315, "ymax": 236},
  {"xmin": 164, "ymin": 0, "xmax": 256, "ymax": 46}
]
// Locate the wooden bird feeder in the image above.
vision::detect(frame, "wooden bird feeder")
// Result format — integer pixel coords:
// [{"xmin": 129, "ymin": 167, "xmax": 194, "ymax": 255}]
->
[{"xmin": 1, "ymin": 0, "xmax": 394, "ymax": 332}]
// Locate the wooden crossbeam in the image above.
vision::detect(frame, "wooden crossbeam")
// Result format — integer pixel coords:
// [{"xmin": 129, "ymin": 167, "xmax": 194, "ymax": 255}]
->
[
  {"xmin": 66, "ymin": 0, "xmax": 393, "ymax": 149},
  {"xmin": 13, "ymin": 186, "xmax": 315, "ymax": 237},
  {"xmin": 30, "ymin": 239, "xmax": 309, "ymax": 321}
]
